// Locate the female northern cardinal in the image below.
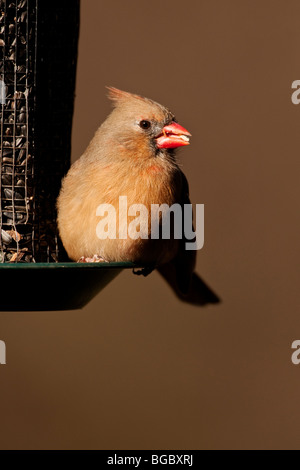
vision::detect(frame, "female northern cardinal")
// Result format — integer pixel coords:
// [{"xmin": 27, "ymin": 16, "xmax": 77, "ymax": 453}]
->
[{"xmin": 57, "ymin": 87, "xmax": 219, "ymax": 305}]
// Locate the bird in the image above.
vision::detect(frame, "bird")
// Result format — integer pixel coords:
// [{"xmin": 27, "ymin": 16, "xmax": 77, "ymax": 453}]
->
[{"xmin": 57, "ymin": 87, "xmax": 219, "ymax": 306}]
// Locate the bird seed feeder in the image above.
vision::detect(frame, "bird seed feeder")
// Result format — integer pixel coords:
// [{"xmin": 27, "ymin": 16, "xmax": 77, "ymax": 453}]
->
[{"xmin": 0, "ymin": 0, "xmax": 135, "ymax": 311}]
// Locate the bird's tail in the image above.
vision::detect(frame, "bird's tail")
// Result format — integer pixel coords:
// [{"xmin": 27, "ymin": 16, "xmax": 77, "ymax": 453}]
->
[{"xmin": 158, "ymin": 264, "xmax": 220, "ymax": 306}]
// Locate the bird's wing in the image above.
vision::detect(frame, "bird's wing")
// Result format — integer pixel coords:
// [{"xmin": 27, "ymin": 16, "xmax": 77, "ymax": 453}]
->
[{"xmin": 158, "ymin": 171, "xmax": 220, "ymax": 306}]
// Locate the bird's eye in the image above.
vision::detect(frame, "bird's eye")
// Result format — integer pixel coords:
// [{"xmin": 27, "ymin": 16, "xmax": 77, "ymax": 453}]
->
[{"xmin": 139, "ymin": 120, "xmax": 151, "ymax": 130}]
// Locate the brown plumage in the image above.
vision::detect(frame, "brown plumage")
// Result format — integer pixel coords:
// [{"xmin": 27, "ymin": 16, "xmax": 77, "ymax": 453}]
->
[{"xmin": 57, "ymin": 87, "xmax": 219, "ymax": 306}]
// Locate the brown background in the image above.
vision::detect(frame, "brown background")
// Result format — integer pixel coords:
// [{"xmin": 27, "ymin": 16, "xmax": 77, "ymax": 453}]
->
[{"xmin": 0, "ymin": 0, "xmax": 300, "ymax": 449}]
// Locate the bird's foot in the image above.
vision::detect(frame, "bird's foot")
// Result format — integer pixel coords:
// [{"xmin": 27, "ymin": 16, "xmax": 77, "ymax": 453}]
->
[
  {"xmin": 77, "ymin": 255, "xmax": 108, "ymax": 263},
  {"xmin": 133, "ymin": 266, "xmax": 155, "ymax": 277}
]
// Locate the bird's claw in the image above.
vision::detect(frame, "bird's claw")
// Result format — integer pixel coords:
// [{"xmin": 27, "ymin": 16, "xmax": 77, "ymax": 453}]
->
[
  {"xmin": 133, "ymin": 266, "xmax": 155, "ymax": 277},
  {"xmin": 77, "ymin": 255, "xmax": 108, "ymax": 263}
]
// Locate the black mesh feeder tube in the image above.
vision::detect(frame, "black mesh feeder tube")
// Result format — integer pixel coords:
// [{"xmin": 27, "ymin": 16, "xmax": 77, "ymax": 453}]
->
[{"xmin": 0, "ymin": 1, "xmax": 136, "ymax": 311}]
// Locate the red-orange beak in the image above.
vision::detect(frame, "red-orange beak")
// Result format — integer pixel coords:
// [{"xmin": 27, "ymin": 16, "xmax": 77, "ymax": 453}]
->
[{"xmin": 155, "ymin": 121, "xmax": 191, "ymax": 149}]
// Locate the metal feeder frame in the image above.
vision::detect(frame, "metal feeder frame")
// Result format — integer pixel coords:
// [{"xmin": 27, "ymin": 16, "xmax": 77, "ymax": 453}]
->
[{"xmin": 0, "ymin": 1, "xmax": 135, "ymax": 311}]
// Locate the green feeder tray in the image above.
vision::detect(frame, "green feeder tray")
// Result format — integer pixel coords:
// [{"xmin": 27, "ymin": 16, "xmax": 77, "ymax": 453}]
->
[{"xmin": 0, "ymin": 262, "xmax": 138, "ymax": 311}]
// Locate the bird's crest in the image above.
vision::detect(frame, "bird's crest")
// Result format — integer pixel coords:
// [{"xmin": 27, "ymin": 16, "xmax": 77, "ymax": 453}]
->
[
  {"xmin": 106, "ymin": 86, "xmax": 167, "ymax": 111},
  {"xmin": 106, "ymin": 87, "xmax": 148, "ymax": 107},
  {"xmin": 106, "ymin": 87, "xmax": 174, "ymax": 123}
]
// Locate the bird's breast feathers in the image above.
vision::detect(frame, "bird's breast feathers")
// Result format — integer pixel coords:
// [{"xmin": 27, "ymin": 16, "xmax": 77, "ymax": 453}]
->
[{"xmin": 57, "ymin": 159, "xmax": 182, "ymax": 263}]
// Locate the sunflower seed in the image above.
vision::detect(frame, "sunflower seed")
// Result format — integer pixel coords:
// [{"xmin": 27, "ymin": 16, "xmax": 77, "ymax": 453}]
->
[
  {"xmin": 1, "ymin": 229, "xmax": 12, "ymax": 245},
  {"xmin": 18, "ymin": 113, "xmax": 25, "ymax": 123},
  {"xmin": 7, "ymin": 230, "xmax": 21, "ymax": 242}
]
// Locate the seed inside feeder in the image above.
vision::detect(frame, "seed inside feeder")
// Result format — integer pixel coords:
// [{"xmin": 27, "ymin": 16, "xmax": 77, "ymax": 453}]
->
[{"xmin": 0, "ymin": 0, "xmax": 79, "ymax": 263}]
